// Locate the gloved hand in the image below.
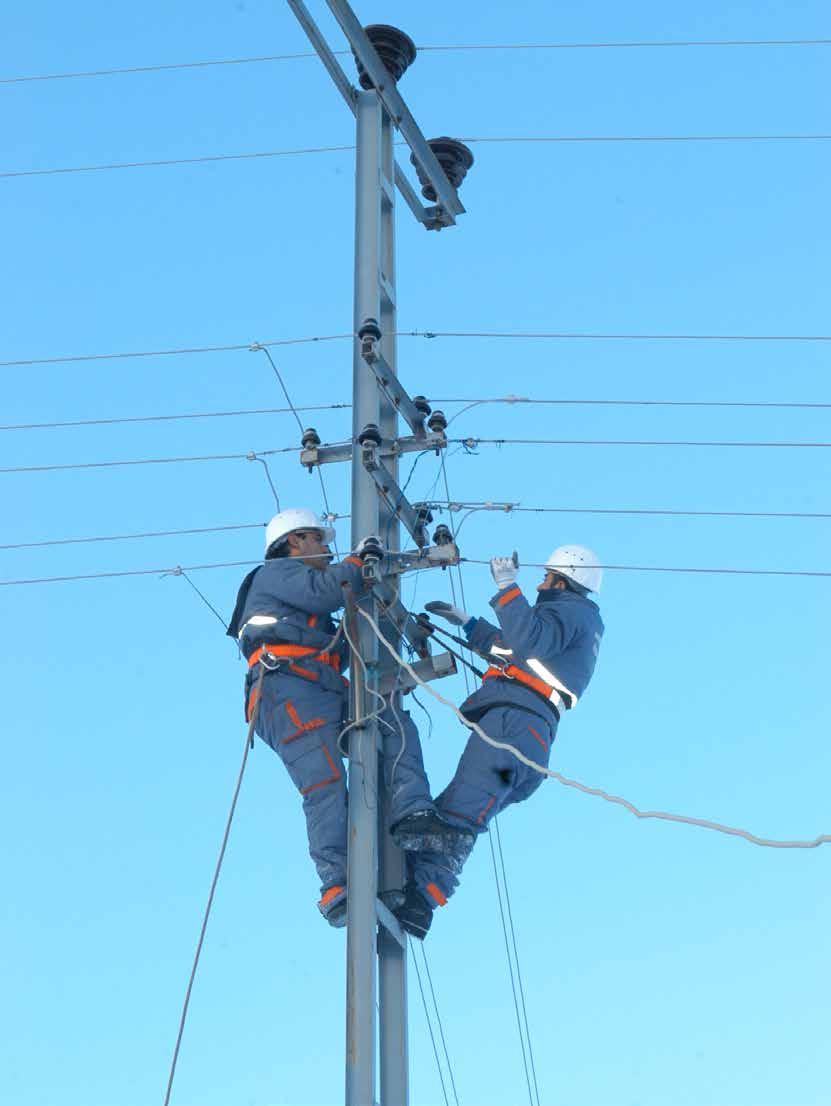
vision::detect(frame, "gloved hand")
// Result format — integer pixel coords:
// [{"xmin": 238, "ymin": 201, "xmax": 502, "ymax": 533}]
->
[
  {"xmin": 490, "ymin": 553, "xmax": 519, "ymax": 590},
  {"xmin": 424, "ymin": 600, "xmax": 472, "ymax": 627},
  {"xmin": 354, "ymin": 535, "xmax": 384, "ymax": 561}
]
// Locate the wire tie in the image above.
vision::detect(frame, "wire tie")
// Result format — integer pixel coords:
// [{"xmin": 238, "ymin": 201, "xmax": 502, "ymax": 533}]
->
[
  {"xmin": 248, "ymin": 341, "xmax": 263, "ymax": 352},
  {"xmin": 159, "ymin": 565, "xmax": 184, "ymax": 579}
]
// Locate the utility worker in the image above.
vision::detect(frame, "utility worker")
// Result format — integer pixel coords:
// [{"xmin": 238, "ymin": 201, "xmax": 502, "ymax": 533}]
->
[
  {"xmin": 227, "ymin": 508, "xmax": 469, "ymax": 928},
  {"xmin": 393, "ymin": 545, "xmax": 604, "ymax": 938}
]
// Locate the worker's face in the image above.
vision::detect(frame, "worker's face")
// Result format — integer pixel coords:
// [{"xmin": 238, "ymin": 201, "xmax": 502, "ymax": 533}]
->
[
  {"xmin": 290, "ymin": 529, "xmax": 333, "ymax": 569},
  {"xmin": 537, "ymin": 571, "xmax": 566, "ymax": 592}
]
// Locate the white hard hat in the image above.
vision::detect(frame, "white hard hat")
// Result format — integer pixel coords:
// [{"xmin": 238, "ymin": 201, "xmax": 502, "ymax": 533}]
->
[
  {"xmin": 544, "ymin": 544, "xmax": 602, "ymax": 593},
  {"xmin": 264, "ymin": 508, "xmax": 335, "ymax": 556}
]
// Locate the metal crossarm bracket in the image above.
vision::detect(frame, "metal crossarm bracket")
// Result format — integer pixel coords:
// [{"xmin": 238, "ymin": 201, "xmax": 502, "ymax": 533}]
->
[
  {"xmin": 286, "ymin": 0, "xmax": 455, "ymax": 231},
  {"xmin": 378, "ymin": 650, "xmax": 457, "ymax": 695},
  {"xmin": 362, "ymin": 444, "xmax": 431, "ymax": 548},
  {"xmin": 359, "ymin": 321, "xmax": 426, "ymax": 437},
  {"xmin": 386, "ymin": 543, "xmax": 460, "ymax": 575},
  {"xmin": 325, "ymin": 0, "xmax": 465, "ymax": 224},
  {"xmin": 300, "ymin": 430, "xmax": 445, "ymax": 470},
  {"xmin": 373, "ymin": 578, "xmax": 432, "ymax": 657}
]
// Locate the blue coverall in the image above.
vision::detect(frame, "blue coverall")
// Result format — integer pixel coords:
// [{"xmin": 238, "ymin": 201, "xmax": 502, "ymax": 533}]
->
[
  {"xmin": 410, "ymin": 583, "xmax": 604, "ymax": 907},
  {"xmin": 228, "ymin": 556, "xmax": 435, "ymax": 901}
]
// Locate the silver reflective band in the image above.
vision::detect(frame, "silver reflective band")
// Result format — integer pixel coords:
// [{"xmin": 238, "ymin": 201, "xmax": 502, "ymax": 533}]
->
[
  {"xmin": 238, "ymin": 614, "xmax": 279, "ymax": 640},
  {"xmin": 526, "ymin": 657, "xmax": 578, "ymax": 709},
  {"xmin": 490, "ymin": 643, "xmax": 514, "ymax": 656}
]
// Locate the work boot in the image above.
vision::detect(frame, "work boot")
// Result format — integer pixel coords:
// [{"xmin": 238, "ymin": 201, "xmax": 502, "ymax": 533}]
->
[
  {"xmin": 390, "ymin": 809, "xmax": 475, "ymax": 862},
  {"xmin": 393, "ymin": 883, "xmax": 434, "ymax": 941},
  {"xmin": 317, "ymin": 884, "xmax": 347, "ymax": 928}
]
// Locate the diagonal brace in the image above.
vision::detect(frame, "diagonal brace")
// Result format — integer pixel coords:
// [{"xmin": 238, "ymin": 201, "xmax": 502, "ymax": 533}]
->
[
  {"xmin": 362, "ymin": 443, "xmax": 430, "ymax": 547},
  {"xmin": 373, "ymin": 577, "xmax": 432, "ymax": 658},
  {"xmin": 359, "ymin": 321, "xmax": 426, "ymax": 437}
]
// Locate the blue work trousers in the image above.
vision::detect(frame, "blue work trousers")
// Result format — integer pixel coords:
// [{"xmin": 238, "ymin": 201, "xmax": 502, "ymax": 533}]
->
[
  {"xmin": 254, "ymin": 671, "xmax": 432, "ymax": 894},
  {"xmin": 410, "ymin": 705, "xmax": 555, "ymax": 903}
]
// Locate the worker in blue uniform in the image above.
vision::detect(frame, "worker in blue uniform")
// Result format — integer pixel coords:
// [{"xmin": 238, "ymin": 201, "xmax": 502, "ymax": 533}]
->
[
  {"xmin": 393, "ymin": 545, "xmax": 605, "ymax": 938},
  {"xmin": 227, "ymin": 508, "xmax": 470, "ymax": 928}
]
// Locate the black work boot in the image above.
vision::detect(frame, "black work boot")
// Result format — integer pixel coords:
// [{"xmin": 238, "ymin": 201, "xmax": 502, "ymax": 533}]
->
[
  {"xmin": 390, "ymin": 809, "xmax": 475, "ymax": 864},
  {"xmin": 393, "ymin": 883, "xmax": 435, "ymax": 940}
]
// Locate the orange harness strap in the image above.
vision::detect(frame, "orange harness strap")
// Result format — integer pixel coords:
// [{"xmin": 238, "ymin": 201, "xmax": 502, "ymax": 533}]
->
[
  {"xmin": 248, "ymin": 642, "xmax": 341, "ymax": 672},
  {"xmin": 483, "ymin": 663, "xmax": 558, "ymax": 704}
]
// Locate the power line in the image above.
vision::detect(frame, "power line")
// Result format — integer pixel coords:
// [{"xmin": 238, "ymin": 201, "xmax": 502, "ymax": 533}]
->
[
  {"xmin": 0, "ymin": 402, "xmax": 351, "ymax": 432},
  {"xmin": 453, "ymin": 435, "xmax": 831, "ymax": 449},
  {"xmin": 0, "ymin": 560, "xmax": 258, "ymax": 587},
  {"xmin": 4, "ymin": 38, "xmax": 828, "ymax": 84},
  {"xmin": 462, "ymin": 557, "xmax": 831, "ymax": 579},
  {"xmin": 410, "ymin": 944, "xmax": 451, "ymax": 1106},
  {"xmin": 428, "ymin": 501, "xmax": 831, "ymax": 521},
  {"xmin": 5, "ymin": 329, "xmax": 829, "ymax": 370},
  {"xmin": 4, "ymin": 133, "xmax": 829, "ymax": 180},
  {"xmin": 0, "ymin": 522, "xmax": 264, "ymax": 551},
  {"xmin": 0, "ymin": 333, "xmax": 351, "ymax": 368},
  {"xmin": 0, "ymin": 443, "xmax": 348, "ymax": 475},
  {"xmin": 0, "ymin": 143, "xmax": 354, "ymax": 179},
  {"xmin": 405, "ymin": 329, "xmax": 831, "ymax": 343}
]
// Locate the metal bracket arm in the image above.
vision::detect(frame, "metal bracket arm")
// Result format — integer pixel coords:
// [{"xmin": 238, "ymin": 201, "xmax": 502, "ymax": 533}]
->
[
  {"xmin": 360, "ymin": 336, "xmax": 426, "ymax": 438},
  {"xmin": 325, "ymin": 0, "xmax": 465, "ymax": 223},
  {"xmin": 300, "ymin": 430, "xmax": 445, "ymax": 469},
  {"xmin": 386, "ymin": 542, "xmax": 460, "ymax": 574},
  {"xmin": 378, "ymin": 650, "xmax": 456, "ymax": 695},
  {"xmin": 362, "ymin": 447, "xmax": 430, "ymax": 548},
  {"xmin": 372, "ymin": 578, "xmax": 432, "ymax": 657}
]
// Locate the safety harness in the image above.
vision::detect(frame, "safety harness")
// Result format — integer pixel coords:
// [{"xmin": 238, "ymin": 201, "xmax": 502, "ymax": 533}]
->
[{"xmin": 247, "ymin": 642, "xmax": 342, "ymax": 672}]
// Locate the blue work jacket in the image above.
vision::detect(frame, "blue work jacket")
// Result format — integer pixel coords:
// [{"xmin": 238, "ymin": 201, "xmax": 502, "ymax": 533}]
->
[
  {"xmin": 227, "ymin": 555, "xmax": 365, "ymax": 695},
  {"xmin": 462, "ymin": 585, "xmax": 604, "ymax": 725}
]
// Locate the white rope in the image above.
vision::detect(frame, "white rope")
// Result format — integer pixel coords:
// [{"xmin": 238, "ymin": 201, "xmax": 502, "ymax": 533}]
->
[{"xmin": 358, "ymin": 609, "xmax": 831, "ymax": 851}]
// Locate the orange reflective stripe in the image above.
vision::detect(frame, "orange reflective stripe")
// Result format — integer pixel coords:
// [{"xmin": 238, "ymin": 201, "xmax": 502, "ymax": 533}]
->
[
  {"xmin": 528, "ymin": 725, "xmax": 548, "ymax": 753},
  {"xmin": 318, "ymin": 884, "xmax": 345, "ymax": 908},
  {"xmin": 476, "ymin": 796, "xmax": 496, "ymax": 824},
  {"xmin": 283, "ymin": 700, "xmax": 326, "ymax": 741},
  {"xmin": 345, "ymin": 555, "xmax": 362, "ymax": 566},
  {"xmin": 425, "ymin": 882, "xmax": 447, "ymax": 907},
  {"xmin": 300, "ymin": 744, "xmax": 342, "ymax": 794},
  {"xmin": 307, "ymin": 614, "xmax": 318, "ymax": 628},
  {"xmin": 496, "ymin": 585, "xmax": 521, "ymax": 607}
]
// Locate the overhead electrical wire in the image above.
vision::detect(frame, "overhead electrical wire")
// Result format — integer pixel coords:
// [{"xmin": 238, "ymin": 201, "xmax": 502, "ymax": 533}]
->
[
  {"xmin": 4, "ymin": 38, "xmax": 828, "ymax": 84},
  {"xmin": 4, "ymin": 554, "xmax": 831, "ymax": 588},
  {"xmin": 4, "ymin": 133, "xmax": 829, "ymax": 180},
  {"xmin": 5, "ymin": 392, "xmax": 831, "ymax": 432},
  {"xmin": 6, "ymin": 328, "xmax": 829, "ymax": 370},
  {"xmin": 0, "ymin": 332, "xmax": 351, "ymax": 368},
  {"xmin": 451, "ymin": 435, "xmax": 831, "ymax": 450}
]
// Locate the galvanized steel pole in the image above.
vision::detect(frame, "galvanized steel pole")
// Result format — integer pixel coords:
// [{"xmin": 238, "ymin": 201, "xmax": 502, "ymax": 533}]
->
[{"xmin": 346, "ymin": 87, "xmax": 383, "ymax": 1106}]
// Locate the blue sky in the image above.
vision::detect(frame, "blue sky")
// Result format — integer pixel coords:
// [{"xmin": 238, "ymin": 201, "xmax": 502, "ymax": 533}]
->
[{"xmin": 1, "ymin": 2, "xmax": 829, "ymax": 1104}]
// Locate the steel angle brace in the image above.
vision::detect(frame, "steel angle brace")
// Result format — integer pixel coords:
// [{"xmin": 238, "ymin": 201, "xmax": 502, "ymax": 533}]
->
[
  {"xmin": 325, "ymin": 0, "xmax": 465, "ymax": 225},
  {"xmin": 358, "ymin": 320, "xmax": 426, "ymax": 437},
  {"xmin": 361, "ymin": 440, "xmax": 431, "ymax": 548},
  {"xmin": 387, "ymin": 542, "xmax": 460, "ymax": 575},
  {"xmin": 286, "ymin": 0, "xmax": 452, "ymax": 229},
  {"xmin": 300, "ymin": 429, "xmax": 445, "ymax": 469},
  {"xmin": 371, "ymin": 576, "xmax": 432, "ymax": 657}
]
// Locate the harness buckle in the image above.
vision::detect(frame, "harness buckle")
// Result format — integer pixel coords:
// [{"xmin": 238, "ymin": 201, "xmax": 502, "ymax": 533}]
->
[{"xmin": 258, "ymin": 649, "xmax": 286, "ymax": 672}]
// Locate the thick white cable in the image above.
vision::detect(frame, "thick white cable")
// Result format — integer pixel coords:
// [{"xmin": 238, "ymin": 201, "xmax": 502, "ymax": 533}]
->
[{"xmin": 359, "ymin": 609, "xmax": 831, "ymax": 850}]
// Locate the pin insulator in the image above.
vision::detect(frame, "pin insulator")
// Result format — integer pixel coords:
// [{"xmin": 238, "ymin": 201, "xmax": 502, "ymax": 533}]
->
[
  {"xmin": 433, "ymin": 524, "xmax": 452, "ymax": 546},
  {"xmin": 427, "ymin": 409, "xmax": 447, "ymax": 433},
  {"xmin": 415, "ymin": 503, "xmax": 434, "ymax": 525},
  {"xmin": 301, "ymin": 427, "xmax": 321, "ymax": 450},
  {"xmin": 412, "ymin": 395, "xmax": 432, "ymax": 416},
  {"xmin": 353, "ymin": 25, "xmax": 417, "ymax": 91},
  {"xmin": 358, "ymin": 423, "xmax": 383, "ymax": 447},
  {"xmin": 410, "ymin": 137, "xmax": 474, "ymax": 202},
  {"xmin": 358, "ymin": 535, "xmax": 384, "ymax": 562},
  {"xmin": 358, "ymin": 317, "xmax": 382, "ymax": 342}
]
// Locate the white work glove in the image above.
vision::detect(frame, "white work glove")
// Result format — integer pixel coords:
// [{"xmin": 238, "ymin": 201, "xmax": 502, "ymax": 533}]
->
[
  {"xmin": 423, "ymin": 600, "xmax": 472, "ymax": 628},
  {"xmin": 490, "ymin": 553, "xmax": 519, "ymax": 590},
  {"xmin": 354, "ymin": 534, "xmax": 384, "ymax": 561}
]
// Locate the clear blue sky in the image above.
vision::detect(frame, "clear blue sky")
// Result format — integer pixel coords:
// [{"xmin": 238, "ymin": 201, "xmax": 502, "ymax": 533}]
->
[{"xmin": 2, "ymin": 3, "xmax": 829, "ymax": 1105}]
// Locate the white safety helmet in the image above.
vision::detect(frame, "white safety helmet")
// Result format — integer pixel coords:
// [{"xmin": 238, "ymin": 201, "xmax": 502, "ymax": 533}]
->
[
  {"xmin": 544, "ymin": 544, "xmax": 603, "ymax": 593},
  {"xmin": 264, "ymin": 508, "xmax": 335, "ymax": 557}
]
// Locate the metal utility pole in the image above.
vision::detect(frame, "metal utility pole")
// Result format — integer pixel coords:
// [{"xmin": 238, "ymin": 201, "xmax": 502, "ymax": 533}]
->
[{"xmin": 288, "ymin": 4, "xmax": 473, "ymax": 1102}]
